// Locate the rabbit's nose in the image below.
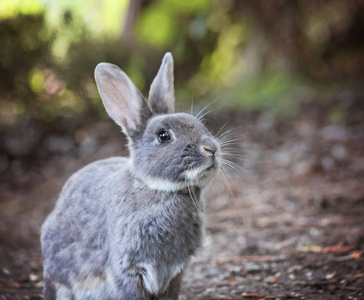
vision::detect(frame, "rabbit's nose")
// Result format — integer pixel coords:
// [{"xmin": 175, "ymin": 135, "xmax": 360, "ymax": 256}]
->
[
  {"xmin": 202, "ymin": 146, "xmax": 215, "ymax": 156},
  {"xmin": 200, "ymin": 135, "xmax": 219, "ymax": 157}
]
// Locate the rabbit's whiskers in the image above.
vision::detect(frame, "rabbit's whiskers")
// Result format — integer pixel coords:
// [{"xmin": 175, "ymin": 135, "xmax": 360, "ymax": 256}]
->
[
  {"xmin": 195, "ymin": 96, "xmax": 222, "ymax": 121},
  {"xmin": 216, "ymin": 126, "xmax": 247, "ymax": 204}
]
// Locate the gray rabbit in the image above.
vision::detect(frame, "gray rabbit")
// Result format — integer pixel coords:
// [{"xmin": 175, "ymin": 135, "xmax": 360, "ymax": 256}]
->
[{"xmin": 41, "ymin": 53, "xmax": 221, "ymax": 300}]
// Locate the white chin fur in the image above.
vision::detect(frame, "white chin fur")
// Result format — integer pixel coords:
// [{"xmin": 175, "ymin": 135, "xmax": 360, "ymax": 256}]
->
[
  {"xmin": 135, "ymin": 170, "xmax": 216, "ymax": 192},
  {"xmin": 141, "ymin": 176, "xmax": 189, "ymax": 192},
  {"xmin": 182, "ymin": 166, "xmax": 210, "ymax": 181}
]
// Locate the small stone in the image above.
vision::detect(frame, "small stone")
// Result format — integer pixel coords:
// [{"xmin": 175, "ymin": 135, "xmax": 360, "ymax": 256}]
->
[
  {"xmin": 2, "ymin": 268, "xmax": 10, "ymax": 275},
  {"xmin": 320, "ymin": 125, "xmax": 348, "ymax": 141},
  {"xmin": 326, "ymin": 272, "xmax": 336, "ymax": 279},
  {"xmin": 29, "ymin": 273, "xmax": 39, "ymax": 282},
  {"xmin": 322, "ymin": 156, "xmax": 335, "ymax": 170},
  {"xmin": 35, "ymin": 281, "xmax": 44, "ymax": 288},
  {"xmin": 331, "ymin": 144, "xmax": 347, "ymax": 160},
  {"xmin": 306, "ymin": 271, "xmax": 313, "ymax": 280}
]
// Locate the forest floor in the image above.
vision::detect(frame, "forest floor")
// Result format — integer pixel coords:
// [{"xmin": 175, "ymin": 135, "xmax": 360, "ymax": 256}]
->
[{"xmin": 0, "ymin": 98, "xmax": 363, "ymax": 299}]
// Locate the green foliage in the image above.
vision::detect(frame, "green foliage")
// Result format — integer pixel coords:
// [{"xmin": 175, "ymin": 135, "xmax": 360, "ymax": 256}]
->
[
  {"xmin": 328, "ymin": 106, "xmax": 347, "ymax": 123},
  {"xmin": 165, "ymin": 0, "xmax": 208, "ymax": 13},
  {"xmin": 225, "ymin": 73, "xmax": 311, "ymax": 114},
  {"xmin": 29, "ymin": 68, "xmax": 45, "ymax": 93},
  {"xmin": 0, "ymin": 0, "xmax": 362, "ymax": 130},
  {"xmin": 0, "ymin": 0, "xmax": 44, "ymax": 18},
  {"xmin": 135, "ymin": 0, "xmax": 209, "ymax": 48},
  {"xmin": 44, "ymin": 0, "xmax": 128, "ymax": 37},
  {"xmin": 0, "ymin": 14, "xmax": 52, "ymax": 126},
  {"xmin": 136, "ymin": 4, "xmax": 177, "ymax": 48},
  {"xmin": 199, "ymin": 24, "xmax": 246, "ymax": 89},
  {"xmin": 41, "ymin": 89, "xmax": 85, "ymax": 121}
]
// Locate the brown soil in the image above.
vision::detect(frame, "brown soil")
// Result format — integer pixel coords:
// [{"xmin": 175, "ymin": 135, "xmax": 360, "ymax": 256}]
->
[{"xmin": 0, "ymin": 101, "xmax": 363, "ymax": 299}]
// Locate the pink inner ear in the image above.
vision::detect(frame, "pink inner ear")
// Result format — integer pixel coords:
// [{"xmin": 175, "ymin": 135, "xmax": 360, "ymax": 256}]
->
[
  {"xmin": 100, "ymin": 70, "xmax": 142, "ymax": 132},
  {"xmin": 148, "ymin": 53, "xmax": 175, "ymax": 114}
]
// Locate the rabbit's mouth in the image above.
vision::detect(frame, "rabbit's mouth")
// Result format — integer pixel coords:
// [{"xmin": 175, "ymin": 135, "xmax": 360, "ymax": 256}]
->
[
  {"xmin": 200, "ymin": 163, "xmax": 218, "ymax": 178},
  {"xmin": 182, "ymin": 160, "xmax": 219, "ymax": 183},
  {"xmin": 204, "ymin": 156, "xmax": 221, "ymax": 172}
]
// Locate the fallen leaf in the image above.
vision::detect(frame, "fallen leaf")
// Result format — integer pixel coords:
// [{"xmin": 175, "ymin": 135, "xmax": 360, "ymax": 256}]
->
[
  {"xmin": 241, "ymin": 292, "xmax": 266, "ymax": 299},
  {"xmin": 323, "ymin": 245, "xmax": 352, "ymax": 253},
  {"xmin": 213, "ymin": 255, "xmax": 285, "ymax": 265},
  {"xmin": 326, "ymin": 272, "xmax": 336, "ymax": 279},
  {"xmin": 334, "ymin": 251, "xmax": 362, "ymax": 261},
  {"xmin": 242, "ymin": 255, "xmax": 286, "ymax": 262},
  {"xmin": 264, "ymin": 275, "xmax": 279, "ymax": 283},
  {"xmin": 0, "ymin": 282, "xmax": 20, "ymax": 289},
  {"xmin": 227, "ymin": 278, "xmax": 237, "ymax": 285},
  {"xmin": 299, "ymin": 245, "xmax": 322, "ymax": 253},
  {"xmin": 345, "ymin": 286, "xmax": 359, "ymax": 291},
  {"xmin": 353, "ymin": 251, "xmax": 361, "ymax": 259},
  {"xmin": 287, "ymin": 265, "xmax": 303, "ymax": 273}
]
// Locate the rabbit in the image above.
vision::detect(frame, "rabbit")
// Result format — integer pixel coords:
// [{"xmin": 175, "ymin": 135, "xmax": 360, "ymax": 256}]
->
[{"xmin": 41, "ymin": 52, "xmax": 221, "ymax": 300}]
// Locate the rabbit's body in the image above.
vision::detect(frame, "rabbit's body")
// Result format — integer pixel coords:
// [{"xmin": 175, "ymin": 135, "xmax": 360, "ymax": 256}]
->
[
  {"xmin": 42, "ymin": 157, "xmax": 203, "ymax": 299},
  {"xmin": 41, "ymin": 53, "xmax": 220, "ymax": 300}
]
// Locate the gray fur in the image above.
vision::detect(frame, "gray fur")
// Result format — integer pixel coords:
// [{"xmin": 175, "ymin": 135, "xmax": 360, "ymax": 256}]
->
[{"xmin": 41, "ymin": 53, "xmax": 221, "ymax": 300}]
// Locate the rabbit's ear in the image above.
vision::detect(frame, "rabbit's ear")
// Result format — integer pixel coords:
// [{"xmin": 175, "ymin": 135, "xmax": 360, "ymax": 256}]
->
[
  {"xmin": 148, "ymin": 52, "xmax": 175, "ymax": 114},
  {"xmin": 95, "ymin": 63, "xmax": 151, "ymax": 135}
]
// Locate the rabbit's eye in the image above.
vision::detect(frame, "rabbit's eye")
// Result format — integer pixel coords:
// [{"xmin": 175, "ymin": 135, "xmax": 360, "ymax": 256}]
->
[{"xmin": 158, "ymin": 131, "xmax": 171, "ymax": 143}]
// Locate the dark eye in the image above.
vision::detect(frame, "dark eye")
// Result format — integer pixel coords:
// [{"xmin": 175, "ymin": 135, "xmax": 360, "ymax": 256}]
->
[{"xmin": 158, "ymin": 131, "xmax": 171, "ymax": 143}]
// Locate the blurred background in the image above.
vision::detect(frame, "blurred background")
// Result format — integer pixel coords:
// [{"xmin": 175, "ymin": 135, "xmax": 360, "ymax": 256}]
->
[
  {"xmin": 1, "ymin": 0, "xmax": 363, "ymax": 176},
  {"xmin": 1, "ymin": 1, "xmax": 364, "ymax": 298}
]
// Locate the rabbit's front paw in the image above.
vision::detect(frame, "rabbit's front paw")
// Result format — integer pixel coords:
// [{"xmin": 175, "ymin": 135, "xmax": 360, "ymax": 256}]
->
[{"xmin": 138, "ymin": 262, "xmax": 184, "ymax": 295}]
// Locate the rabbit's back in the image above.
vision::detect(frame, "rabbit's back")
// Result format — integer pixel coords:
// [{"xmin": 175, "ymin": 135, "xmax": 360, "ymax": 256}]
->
[{"xmin": 41, "ymin": 157, "xmax": 129, "ymax": 288}]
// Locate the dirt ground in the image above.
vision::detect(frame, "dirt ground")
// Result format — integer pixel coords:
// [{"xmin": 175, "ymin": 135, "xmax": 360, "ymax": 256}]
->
[{"xmin": 0, "ymin": 99, "xmax": 363, "ymax": 299}]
